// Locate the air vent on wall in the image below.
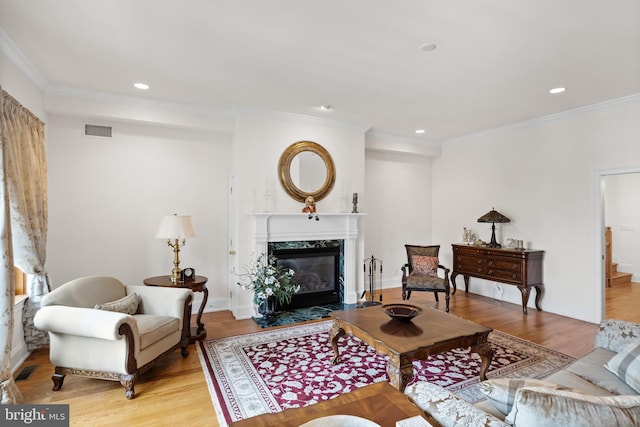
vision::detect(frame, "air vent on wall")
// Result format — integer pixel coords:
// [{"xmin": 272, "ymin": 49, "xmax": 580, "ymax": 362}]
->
[{"xmin": 85, "ymin": 124, "xmax": 112, "ymax": 138}]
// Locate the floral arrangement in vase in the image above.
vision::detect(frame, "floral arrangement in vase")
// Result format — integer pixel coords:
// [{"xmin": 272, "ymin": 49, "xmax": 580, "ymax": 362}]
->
[{"xmin": 237, "ymin": 254, "xmax": 299, "ymax": 312}]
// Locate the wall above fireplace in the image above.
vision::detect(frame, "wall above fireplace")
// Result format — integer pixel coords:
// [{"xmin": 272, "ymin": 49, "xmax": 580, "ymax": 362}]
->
[{"xmin": 251, "ymin": 213, "xmax": 365, "ymax": 305}]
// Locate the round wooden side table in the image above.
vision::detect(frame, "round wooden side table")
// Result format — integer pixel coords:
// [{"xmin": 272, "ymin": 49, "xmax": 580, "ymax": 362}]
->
[{"xmin": 143, "ymin": 275, "xmax": 208, "ymax": 343}]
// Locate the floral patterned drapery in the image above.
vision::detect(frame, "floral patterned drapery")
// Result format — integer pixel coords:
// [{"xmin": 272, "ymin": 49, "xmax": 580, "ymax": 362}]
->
[
  {"xmin": 0, "ymin": 88, "xmax": 24, "ymax": 403},
  {"xmin": 2, "ymin": 91, "xmax": 50, "ymax": 352},
  {"xmin": 1, "ymin": 90, "xmax": 50, "ymax": 352}
]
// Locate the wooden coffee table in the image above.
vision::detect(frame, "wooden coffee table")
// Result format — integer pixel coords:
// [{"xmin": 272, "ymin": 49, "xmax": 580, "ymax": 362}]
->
[
  {"xmin": 330, "ymin": 303, "xmax": 493, "ymax": 392},
  {"xmin": 228, "ymin": 381, "xmax": 435, "ymax": 426}
]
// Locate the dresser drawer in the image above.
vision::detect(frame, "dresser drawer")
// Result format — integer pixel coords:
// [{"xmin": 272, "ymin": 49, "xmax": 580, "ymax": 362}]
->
[
  {"xmin": 456, "ymin": 255, "xmax": 485, "ymax": 274},
  {"xmin": 486, "ymin": 266, "xmax": 522, "ymax": 283}
]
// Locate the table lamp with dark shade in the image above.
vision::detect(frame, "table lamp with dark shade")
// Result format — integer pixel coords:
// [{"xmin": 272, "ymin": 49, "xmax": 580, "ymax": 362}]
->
[{"xmin": 477, "ymin": 208, "xmax": 510, "ymax": 248}]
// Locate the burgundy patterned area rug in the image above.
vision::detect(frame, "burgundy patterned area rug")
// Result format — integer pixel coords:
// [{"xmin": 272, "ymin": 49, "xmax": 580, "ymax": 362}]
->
[{"xmin": 197, "ymin": 320, "xmax": 574, "ymax": 426}]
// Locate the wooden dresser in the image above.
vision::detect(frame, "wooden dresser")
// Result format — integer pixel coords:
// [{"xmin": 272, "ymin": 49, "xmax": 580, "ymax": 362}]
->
[{"xmin": 451, "ymin": 244, "xmax": 544, "ymax": 314}]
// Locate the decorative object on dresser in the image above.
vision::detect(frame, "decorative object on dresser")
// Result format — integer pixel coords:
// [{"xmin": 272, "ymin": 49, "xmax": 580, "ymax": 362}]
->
[
  {"xmin": 451, "ymin": 244, "xmax": 544, "ymax": 314},
  {"xmin": 401, "ymin": 244, "xmax": 453, "ymax": 312},
  {"xmin": 477, "ymin": 208, "xmax": 510, "ymax": 248},
  {"xmin": 155, "ymin": 213, "xmax": 196, "ymax": 283}
]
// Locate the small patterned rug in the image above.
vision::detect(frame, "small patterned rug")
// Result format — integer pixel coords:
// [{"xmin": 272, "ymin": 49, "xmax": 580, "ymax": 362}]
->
[{"xmin": 197, "ymin": 320, "xmax": 575, "ymax": 426}]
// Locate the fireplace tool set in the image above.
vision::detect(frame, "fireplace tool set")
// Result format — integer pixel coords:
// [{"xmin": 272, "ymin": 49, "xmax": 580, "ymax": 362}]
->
[{"xmin": 359, "ymin": 255, "xmax": 383, "ymax": 307}]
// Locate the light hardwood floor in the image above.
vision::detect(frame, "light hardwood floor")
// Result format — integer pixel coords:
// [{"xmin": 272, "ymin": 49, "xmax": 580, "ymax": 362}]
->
[{"xmin": 15, "ymin": 284, "xmax": 638, "ymax": 426}]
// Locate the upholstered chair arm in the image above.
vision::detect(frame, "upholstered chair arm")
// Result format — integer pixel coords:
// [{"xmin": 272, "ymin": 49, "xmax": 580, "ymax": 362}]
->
[
  {"xmin": 594, "ymin": 319, "xmax": 640, "ymax": 353},
  {"xmin": 126, "ymin": 285, "xmax": 192, "ymax": 320},
  {"xmin": 34, "ymin": 306, "xmax": 139, "ymax": 340}
]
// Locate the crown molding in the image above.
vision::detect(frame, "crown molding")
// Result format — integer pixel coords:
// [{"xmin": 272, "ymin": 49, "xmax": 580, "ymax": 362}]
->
[
  {"xmin": 0, "ymin": 26, "xmax": 47, "ymax": 89},
  {"xmin": 45, "ymin": 84, "xmax": 234, "ymax": 119},
  {"xmin": 232, "ymin": 107, "xmax": 371, "ymax": 134},
  {"xmin": 444, "ymin": 94, "xmax": 640, "ymax": 146}
]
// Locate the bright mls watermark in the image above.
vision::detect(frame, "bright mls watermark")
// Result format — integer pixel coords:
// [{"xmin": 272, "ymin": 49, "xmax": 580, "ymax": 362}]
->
[{"xmin": 2, "ymin": 405, "xmax": 69, "ymax": 426}]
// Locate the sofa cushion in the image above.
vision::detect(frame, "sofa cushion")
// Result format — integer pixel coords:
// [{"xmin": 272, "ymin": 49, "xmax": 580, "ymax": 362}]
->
[
  {"xmin": 567, "ymin": 347, "xmax": 638, "ymax": 395},
  {"xmin": 479, "ymin": 378, "xmax": 578, "ymax": 415},
  {"xmin": 605, "ymin": 339, "xmax": 640, "ymax": 394},
  {"xmin": 134, "ymin": 314, "xmax": 180, "ymax": 350},
  {"xmin": 94, "ymin": 293, "xmax": 140, "ymax": 315},
  {"xmin": 405, "ymin": 381, "xmax": 509, "ymax": 427},
  {"xmin": 412, "ymin": 255, "xmax": 439, "ymax": 277},
  {"xmin": 505, "ymin": 387, "xmax": 640, "ymax": 427}
]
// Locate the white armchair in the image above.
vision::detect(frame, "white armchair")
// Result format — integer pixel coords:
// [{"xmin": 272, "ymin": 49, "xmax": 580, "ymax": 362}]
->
[{"xmin": 34, "ymin": 276, "xmax": 193, "ymax": 399}]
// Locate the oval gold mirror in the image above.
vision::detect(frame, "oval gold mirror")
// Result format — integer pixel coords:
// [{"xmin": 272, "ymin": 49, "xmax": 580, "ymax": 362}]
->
[{"xmin": 278, "ymin": 141, "xmax": 336, "ymax": 203}]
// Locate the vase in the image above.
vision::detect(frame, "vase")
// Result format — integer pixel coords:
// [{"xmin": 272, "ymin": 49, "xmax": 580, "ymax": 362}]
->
[{"xmin": 257, "ymin": 297, "xmax": 278, "ymax": 317}]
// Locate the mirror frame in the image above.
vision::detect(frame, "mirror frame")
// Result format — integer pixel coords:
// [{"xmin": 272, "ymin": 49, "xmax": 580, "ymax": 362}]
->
[{"xmin": 278, "ymin": 140, "xmax": 336, "ymax": 203}]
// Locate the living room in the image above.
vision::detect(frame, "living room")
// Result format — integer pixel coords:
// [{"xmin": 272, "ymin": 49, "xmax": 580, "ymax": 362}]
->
[{"xmin": 1, "ymin": 1, "xmax": 639, "ymax": 425}]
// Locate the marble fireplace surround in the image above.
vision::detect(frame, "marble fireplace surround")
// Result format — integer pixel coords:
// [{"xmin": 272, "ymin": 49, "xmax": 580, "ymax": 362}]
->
[{"xmin": 251, "ymin": 213, "xmax": 365, "ymax": 305}]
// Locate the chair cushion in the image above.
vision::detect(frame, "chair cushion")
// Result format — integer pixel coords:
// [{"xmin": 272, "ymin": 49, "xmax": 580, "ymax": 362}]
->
[
  {"xmin": 412, "ymin": 255, "xmax": 439, "ymax": 277},
  {"xmin": 407, "ymin": 274, "xmax": 447, "ymax": 290},
  {"xmin": 94, "ymin": 293, "xmax": 140, "ymax": 315},
  {"xmin": 605, "ymin": 339, "xmax": 640, "ymax": 393},
  {"xmin": 134, "ymin": 314, "xmax": 180, "ymax": 350},
  {"xmin": 479, "ymin": 378, "xmax": 579, "ymax": 415},
  {"xmin": 505, "ymin": 387, "xmax": 640, "ymax": 427}
]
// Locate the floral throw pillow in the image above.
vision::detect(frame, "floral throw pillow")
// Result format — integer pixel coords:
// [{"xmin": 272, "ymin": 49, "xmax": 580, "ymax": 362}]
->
[{"xmin": 412, "ymin": 255, "xmax": 439, "ymax": 277}]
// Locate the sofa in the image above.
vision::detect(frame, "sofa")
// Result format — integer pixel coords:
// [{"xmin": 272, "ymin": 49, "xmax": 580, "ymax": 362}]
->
[
  {"xmin": 405, "ymin": 319, "xmax": 640, "ymax": 426},
  {"xmin": 34, "ymin": 276, "xmax": 193, "ymax": 399}
]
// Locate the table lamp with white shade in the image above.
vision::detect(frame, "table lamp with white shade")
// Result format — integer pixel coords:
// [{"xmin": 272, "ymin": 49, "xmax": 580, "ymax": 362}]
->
[{"xmin": 155, "ymin": 214, "xmax": 196, "ymax": 283}]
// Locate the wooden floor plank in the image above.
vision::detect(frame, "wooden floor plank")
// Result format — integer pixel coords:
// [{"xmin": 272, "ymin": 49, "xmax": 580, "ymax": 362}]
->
[{"xmin": 15, "ymin": 285, "xmax": 637, "ymax": 426}]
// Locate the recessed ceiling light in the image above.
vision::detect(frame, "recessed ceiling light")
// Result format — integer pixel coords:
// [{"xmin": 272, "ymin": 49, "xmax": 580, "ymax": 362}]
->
[
  {"xmin": 134, "ymin": 82, "xmax": 150, "ymax": 90},
  {"xmin": 415, "ymin": 129, "xmax": 426, "ymax": 134},
  {"xmin": 320, "ymin": 105, "xmax": 332, "ymax": 110},
  {"xmin": 419, "ymin": 43, "xmax": 437, "ymax": 52},
  {"xmin": 549, "ymin": 87, "xmax": 566, "ymax": 94}
]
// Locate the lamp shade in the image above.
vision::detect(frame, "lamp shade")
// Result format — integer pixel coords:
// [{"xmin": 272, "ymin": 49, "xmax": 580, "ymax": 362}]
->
[
  {"xmin": 477, "ymin": 208, "xmax": 510, "ymax": 224},
  {"xmin": 155, "ymin": 214, "xmax": 196, "ymax": 239}
]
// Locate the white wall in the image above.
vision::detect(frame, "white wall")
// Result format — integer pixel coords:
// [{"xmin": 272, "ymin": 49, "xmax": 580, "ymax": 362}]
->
[
  {"xmin": 46, "ymin": 114, "xmax": 232, "ymax": 310},
  {"xmin": 364, "ymin": 149, "xmax": 433, "ymax": 290},
  {"xmin": 432, "ymin": 96, "xmax": 640, "ymax": 323},
  {"xmin": 604, "ymin": 173, "xmax": 640, "ymax": 281}
]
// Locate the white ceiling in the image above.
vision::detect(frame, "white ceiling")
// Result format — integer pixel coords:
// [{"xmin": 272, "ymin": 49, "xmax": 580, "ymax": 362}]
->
[{"xmin": 1, "ymin": 0, "xmax": 639, "ymax": 141}]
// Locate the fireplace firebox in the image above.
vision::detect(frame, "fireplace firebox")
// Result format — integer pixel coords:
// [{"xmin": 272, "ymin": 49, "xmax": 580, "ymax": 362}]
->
[{"xmin": 269, "ymin": 241, "xmax": 342, "ymax": 309}]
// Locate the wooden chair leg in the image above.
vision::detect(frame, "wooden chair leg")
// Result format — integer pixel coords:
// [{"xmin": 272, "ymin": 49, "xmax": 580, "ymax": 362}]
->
[
  {"xmin": 52, "ymin": 372, "xmax": 65, "ymax": 391},
  {"xmin": 433, "ymin": 291, "xmax": 439, "ymax": 302}
]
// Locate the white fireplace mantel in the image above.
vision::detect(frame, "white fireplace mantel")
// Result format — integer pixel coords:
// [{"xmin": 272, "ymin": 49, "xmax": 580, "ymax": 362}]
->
[{"xmin": 250, "ymin": 212, "xmax": 365, "ymax": 304}]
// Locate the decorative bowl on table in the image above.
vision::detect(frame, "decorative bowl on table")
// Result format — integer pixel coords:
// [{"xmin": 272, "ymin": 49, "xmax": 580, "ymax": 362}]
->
[{"xmin": 380, "ymin": 303, "xmax": 422, "ymax": 321}]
